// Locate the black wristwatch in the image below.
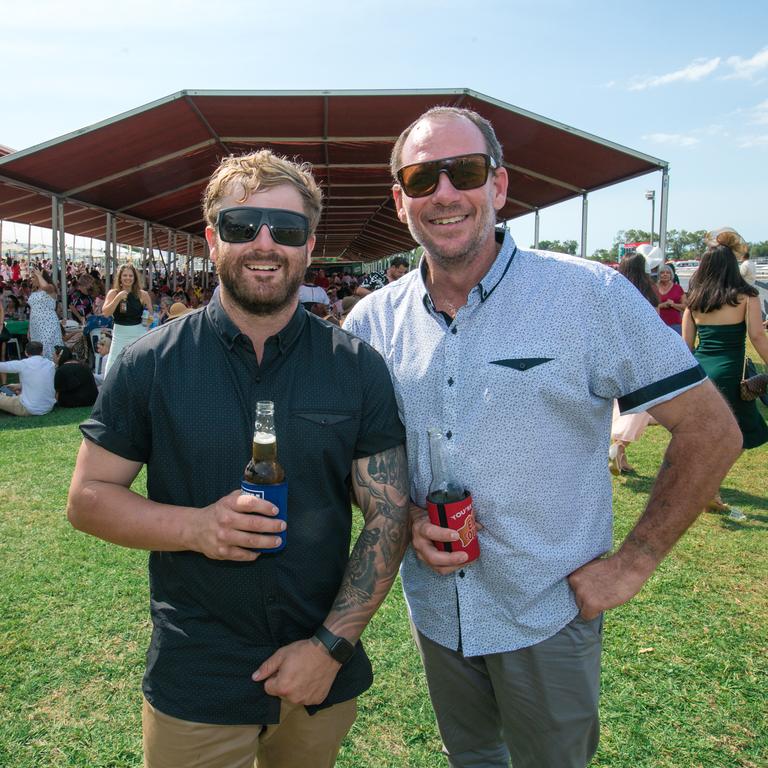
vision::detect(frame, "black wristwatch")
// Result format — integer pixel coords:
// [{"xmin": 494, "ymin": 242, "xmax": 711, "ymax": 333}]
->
[{"xmin": 313, "ymin": 625, "xmax": 355, "ymax": 664}]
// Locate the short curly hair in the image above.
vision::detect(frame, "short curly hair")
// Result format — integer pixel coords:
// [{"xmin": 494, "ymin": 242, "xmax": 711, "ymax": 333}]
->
[{"xmin": 202, "ymin": 150, "xmax": 323, "ymax": 232}]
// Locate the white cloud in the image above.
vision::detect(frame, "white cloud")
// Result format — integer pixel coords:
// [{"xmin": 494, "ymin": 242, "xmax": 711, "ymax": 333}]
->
[
  {"xmin": 724, "ymin": 47, "xmax": 768, "ymax": 80},
  {"xmin": 643, "ymin": 133, "xmax": 700, "ymax": 148},
  {"xmin": 747, "ymin": 99, "xmax": 768, "ymax": 125},
  {"xmin": 738, "ymin": 135, "xmax": 768, "ymax": 149},
  {"xmin": 629, "ymin": 57, "xmax": 720, "ymax": 91}
]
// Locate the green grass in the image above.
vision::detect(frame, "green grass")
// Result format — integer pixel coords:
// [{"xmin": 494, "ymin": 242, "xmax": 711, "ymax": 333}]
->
[{"xmin": 1, "ymin": 405, "xmax": 766, "ymax": 767}]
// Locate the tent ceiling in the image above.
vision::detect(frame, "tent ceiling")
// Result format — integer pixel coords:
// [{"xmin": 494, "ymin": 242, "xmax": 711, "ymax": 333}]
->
[{"xmin": 0, "ymin": 89, "xmax": 666, "ymax": 261}]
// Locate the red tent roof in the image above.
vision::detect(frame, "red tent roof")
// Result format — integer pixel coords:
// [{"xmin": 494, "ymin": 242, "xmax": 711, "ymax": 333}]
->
[{"xmin": 0, "ymin": 89, "xmax": 666, "ymax": 261}]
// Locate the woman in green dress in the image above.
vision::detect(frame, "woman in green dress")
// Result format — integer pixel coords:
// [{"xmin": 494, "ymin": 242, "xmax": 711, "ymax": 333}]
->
[{"xmin": 682, "ymin": 228, "xmax": 768, "ymax": 519}]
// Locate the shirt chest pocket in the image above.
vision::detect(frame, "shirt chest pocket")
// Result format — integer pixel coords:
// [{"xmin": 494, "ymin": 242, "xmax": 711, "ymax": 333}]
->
[{"xmin": 289, "ymin": 410, "xmax": 360, "ymax": 463}]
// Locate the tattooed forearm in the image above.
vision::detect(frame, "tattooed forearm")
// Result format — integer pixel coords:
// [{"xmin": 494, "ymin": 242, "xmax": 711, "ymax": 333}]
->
[
  {"xmin": 331, "ymin": 529, "xmax": 379, "ymax": 613},
  {"xmin": 324, "ymin": 444, "xmax": 410, "ymax": 642}
]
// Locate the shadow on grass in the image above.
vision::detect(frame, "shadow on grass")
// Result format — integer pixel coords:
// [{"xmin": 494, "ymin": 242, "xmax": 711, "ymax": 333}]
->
[{"xmin": 0, "ymin": 406, "xmax": 92, "ymax": 433}]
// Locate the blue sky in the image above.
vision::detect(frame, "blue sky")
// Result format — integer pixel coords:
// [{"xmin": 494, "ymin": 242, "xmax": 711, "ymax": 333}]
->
[{"xmin": 2, "ymin": 0, "xmax": 766, "ymax": 253}]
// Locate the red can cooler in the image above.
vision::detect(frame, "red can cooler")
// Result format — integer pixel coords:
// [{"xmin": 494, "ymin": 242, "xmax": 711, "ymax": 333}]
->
[{"xmin": 426, "ymin": 491, "xmax": 480, "ymax": 563}]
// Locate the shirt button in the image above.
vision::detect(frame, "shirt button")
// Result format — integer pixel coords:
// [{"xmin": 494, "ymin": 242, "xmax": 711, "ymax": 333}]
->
[
  {"xmin": 458, "ymin": 570, "xmax": 465, "ymax": 578},
  {"xmin": 446, "ymin": 430, "xmax": 452, "ymax": 439},
  {"xmin": 267, "ymin": 595, "xmax": 276, "ymax": 603},
  {"xmin": 451, "ymin": 327, "xmax": 458, "ymax": 335},
  {"xmin": 447, "ymin": 377, "xmax": 454, "ymax": 386},
  {"xmin": 255, "ymin": 376, "xmax": 262, "ymax": 383}
]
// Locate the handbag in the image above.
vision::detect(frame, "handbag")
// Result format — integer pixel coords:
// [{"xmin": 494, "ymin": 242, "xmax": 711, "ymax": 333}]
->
[
  {"xmin": 739, "ymin": 308, "xmax": 768, "ymax": 405},
  {"xmin": 740, "ymin": 357, "xmax": 768, "ymax": 405}
]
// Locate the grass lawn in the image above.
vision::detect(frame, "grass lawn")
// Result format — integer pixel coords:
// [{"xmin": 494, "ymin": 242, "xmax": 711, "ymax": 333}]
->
[{"xmin": 0, "ymin": 403, "xmax": 766, "ymax": 767}]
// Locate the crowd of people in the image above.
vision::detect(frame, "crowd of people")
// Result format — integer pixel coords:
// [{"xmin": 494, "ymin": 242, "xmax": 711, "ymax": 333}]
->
[
  {"xmin": 2, "ymin": 105, "xmax": 768, "ymax": 768},
  {"xmin": 0, "ymin": 249, "xmax": 400, "ymax": 414}
]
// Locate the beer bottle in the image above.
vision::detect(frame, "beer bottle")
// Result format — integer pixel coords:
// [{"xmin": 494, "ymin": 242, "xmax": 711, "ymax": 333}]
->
[
  {"xmin": 425, "ymin": 427, "xmax": 480, "ymax": 562},
  {"xmin": 241, "ymin": 401, "xmax": 288, "ymax": 552}
]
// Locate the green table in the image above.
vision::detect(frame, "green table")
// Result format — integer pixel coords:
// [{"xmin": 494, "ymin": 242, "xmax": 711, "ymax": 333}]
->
[{"xmin": 5, "ymin": 320, "xmax": 29, "ymax": 335}]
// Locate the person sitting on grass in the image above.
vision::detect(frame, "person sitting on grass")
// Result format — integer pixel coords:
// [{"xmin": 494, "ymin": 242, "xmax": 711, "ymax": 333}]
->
[
  {"xmin": 0, "ymin": 340, "xmax": 56, "ymax": 417},
  {"xmin": 54, "ymin": 345, "xmax": 98, "ymax": 408}
]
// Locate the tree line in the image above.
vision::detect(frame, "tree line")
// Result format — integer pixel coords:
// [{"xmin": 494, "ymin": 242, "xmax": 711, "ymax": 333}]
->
[{"xmin": 531, "ymin": 231, "xmax": 768, "ymax": 263}]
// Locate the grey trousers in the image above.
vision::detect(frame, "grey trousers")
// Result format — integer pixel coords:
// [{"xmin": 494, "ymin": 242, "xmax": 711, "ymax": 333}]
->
[{"xmin": 414, "ymin": 613, "xmax": 602, "ymax": 768}]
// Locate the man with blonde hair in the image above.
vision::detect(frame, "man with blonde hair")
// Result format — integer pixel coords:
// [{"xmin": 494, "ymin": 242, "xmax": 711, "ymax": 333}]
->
[{"xmin": 68, "ymin": 150, "xmax": 409, "ymax": 767}]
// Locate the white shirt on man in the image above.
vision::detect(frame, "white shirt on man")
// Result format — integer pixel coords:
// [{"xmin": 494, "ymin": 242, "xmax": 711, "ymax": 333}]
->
[
  {"xmin": 346, "ymin": 231, "xmax": 705, "ymax": 656},
  {"xmin": 0, "ymin": 356, "xmax": 56, "ymax": 415},
  {"xmin": 298, "ymin": 284, "xmax": 329, "ymax": 305}
]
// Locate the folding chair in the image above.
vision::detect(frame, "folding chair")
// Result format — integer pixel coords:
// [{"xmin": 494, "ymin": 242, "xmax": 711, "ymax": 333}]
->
[{"xmin": 5, "ymin": 338, "xmax": 21, "ymax": 360}]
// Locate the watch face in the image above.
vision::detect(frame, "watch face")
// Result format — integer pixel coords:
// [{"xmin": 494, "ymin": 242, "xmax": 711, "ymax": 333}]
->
[{"xmin": 330, "ymin": 637, "xmax": 355, "ymax": 664}]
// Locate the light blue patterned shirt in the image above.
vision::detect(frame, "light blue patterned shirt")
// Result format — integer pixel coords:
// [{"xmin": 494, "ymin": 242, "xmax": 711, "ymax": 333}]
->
[{"xmin": 346, "ymin": 231, "xmax": 705, "ymax": 656}]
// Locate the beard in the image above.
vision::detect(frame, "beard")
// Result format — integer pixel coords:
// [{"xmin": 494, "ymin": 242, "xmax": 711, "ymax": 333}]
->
[{"xmin": 217, "ymin": 246, "xmax": 307, "ymax": 316}]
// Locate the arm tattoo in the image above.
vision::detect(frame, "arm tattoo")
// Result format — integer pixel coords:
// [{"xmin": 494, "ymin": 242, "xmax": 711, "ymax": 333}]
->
[{"xmin": 328, "ymin": 445, "xmax": 410, "ymax": 638}]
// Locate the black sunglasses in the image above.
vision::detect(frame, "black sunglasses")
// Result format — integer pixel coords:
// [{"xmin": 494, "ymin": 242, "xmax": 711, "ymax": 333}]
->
[
  {"xmin": 216, "ymin": 207, "xmax": 310, "ymax": 247},
  {"xmin": 396, "ymin": 153, "xmax": 498, "ymax": 198}
]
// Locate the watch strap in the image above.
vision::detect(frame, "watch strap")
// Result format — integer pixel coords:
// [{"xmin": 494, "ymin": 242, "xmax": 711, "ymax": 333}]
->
[{"xmin": 313, "ymin": 625, "xmax": 355, "ymax": 664}]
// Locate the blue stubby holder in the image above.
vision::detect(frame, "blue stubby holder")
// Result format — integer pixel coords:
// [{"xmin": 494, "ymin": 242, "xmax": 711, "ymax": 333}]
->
[{"xmin": 240, "ymin": 480, "xmax": 288, "ymax": 552}]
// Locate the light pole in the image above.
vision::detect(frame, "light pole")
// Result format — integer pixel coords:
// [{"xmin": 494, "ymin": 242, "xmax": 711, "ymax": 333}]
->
[{"xmin": 645, "ymin": 190, "xmax": 656, "ymax": 247}]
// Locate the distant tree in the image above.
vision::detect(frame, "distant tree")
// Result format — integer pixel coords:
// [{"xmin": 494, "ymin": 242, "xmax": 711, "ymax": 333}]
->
[
  {"xmin": 609, "ymin": 228, "xmax": 708, "ymax": 261},
  {"xmin": 665, "ymin": 229, "xmax": 707, "ymax": 260},
  {"xmin": 749, "ymin": 240, "xmax": 768, "ymax": 260},
  {"xmin": 589, "ymin": 249, "xmax": 612, "ymax": 263},
  {"xmin": 534, "ymin": 239, "xmax": 578, "ymax": 255}
]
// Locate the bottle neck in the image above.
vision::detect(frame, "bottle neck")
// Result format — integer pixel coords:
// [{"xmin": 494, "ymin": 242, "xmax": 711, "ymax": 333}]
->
[
  {"xmin": 428, "ymin": 430, "xmax": 462, "ymax": 496},
  {"xmin": 428, "ymin": 433, "xmax": 449, "ymax": 485}
]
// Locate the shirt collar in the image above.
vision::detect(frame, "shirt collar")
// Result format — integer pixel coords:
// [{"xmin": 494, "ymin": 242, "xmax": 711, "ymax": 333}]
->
[
  {"xmin": 205, "ymin": 286, "xmax": 308, "ymax": 352},
  {"xmin": 419, "ymin": 228, "xmax": 518, "ymax": 313}
]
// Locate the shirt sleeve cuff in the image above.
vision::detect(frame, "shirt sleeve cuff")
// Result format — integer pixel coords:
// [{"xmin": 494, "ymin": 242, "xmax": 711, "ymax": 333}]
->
[{"xmin": 617, "ymin": 364, "xmax": 707, "ymax": 414}]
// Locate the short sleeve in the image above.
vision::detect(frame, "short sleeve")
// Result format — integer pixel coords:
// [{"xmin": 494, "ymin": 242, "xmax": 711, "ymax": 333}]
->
[
  {"xmin": 352, "ymin": 341, "xmax": 405, "ymax": 459},
  {"xmin": 79, "ymin": 345, "xmax": 153, "ymax": 463},
  {"xmin": 589, "ymin": 270, "xmax": 705, "ymax": 413}
]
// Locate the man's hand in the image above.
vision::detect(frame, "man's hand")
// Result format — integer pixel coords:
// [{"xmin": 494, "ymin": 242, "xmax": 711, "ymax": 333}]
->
[
  {"xmin": 568, "ymin": 553, "xmax": 652, "ymax": 620},
  {"xmin": 185, "ymin": 490, "xmax": 285, "ymax": 562},
  {"xmin": 252, "ymin": 639, "xmax": 341, "ymax": 705},
  {"xmin": 410, "ymin": 502, "xmax": 468, "ymax": 575}
]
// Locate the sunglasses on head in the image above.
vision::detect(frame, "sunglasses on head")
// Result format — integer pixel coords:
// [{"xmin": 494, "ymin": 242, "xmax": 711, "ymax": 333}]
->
[
  {"xmin": 396, "ymin": 153, "xmax": 498, "ymax": 198},
  {"xmin": 215, "ymin": 207, "xmax": 310, "ymax": 247}
]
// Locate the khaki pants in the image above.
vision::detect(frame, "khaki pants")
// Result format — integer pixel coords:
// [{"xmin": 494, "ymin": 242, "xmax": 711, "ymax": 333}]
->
[
  {"xmin": 0, "ymin": 393, "xmax": 30, "ymax": 416},
  {"xmin": 142, "ymin": 697, "xmax": 356, "ymax": 768}
]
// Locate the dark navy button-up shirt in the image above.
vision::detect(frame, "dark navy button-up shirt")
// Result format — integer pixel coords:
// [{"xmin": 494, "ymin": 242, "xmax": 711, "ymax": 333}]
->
[{"xmin": 81, "ymin": 289, "xmax": 404, "ymax": 724}]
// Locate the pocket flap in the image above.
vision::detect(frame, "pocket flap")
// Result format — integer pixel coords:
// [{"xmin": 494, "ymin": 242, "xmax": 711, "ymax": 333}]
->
[
  {"xmin": 490, "ymin": 357, "xmax": 554, "ymax": 371},
  {"xmin": 294, "ymin": 411, "xmax": 355, "ymax": 426}
]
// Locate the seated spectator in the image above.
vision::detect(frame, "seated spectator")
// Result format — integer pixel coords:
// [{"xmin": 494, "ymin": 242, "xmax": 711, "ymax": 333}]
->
[
  {"xmin": 157, "ymin": 296, "xmax": 174, "ymax": 325},
  {"xmin": 340, "ymin": 295, "xmax": 361, "ymax": 326},
  {"xmin": 167, "ymin": 302, "xmax": 191, "ymax": 320},
  {"xmin": 0, "ymin": 341, "xmax": 56, "ymax": 416},
  {"xmin": 54, "ymin": 345, "xmax": 98, "ymax": 408},
  {"xmin": 298, "ymin": 269, "xmax": 330, "ymax": 310},
  {"xmin": 93, "ymin": 332, "xmax": 112, "ymax": 384},
  {"xmin": 355, "ymin": 256, "xmax": 409, "ymax": 296}
]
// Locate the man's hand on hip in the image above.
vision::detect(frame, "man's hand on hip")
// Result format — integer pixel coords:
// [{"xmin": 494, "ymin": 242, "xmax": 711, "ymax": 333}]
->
[
  {"xmin": 567, "ymin": 553, "xmax": 652, "ymax": 620},
  {"xmin": 252, "ymin": 639, "xmax": 341, "ymax": 705}
]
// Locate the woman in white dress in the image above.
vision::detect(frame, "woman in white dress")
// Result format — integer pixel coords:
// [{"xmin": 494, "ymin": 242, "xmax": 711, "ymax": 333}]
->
[
  {"xmin": 28, "ymin": 269, "xmax": 63, "ymax": 361},
  {"xmin": 101, "ymin": 264, "xmax": 152, "ymax": 374}
]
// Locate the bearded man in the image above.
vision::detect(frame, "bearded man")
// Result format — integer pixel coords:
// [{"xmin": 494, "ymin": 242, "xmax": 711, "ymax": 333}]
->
[{"xmin": 67, "ymin": 150, "xmax": 409, "ymax": 768}]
